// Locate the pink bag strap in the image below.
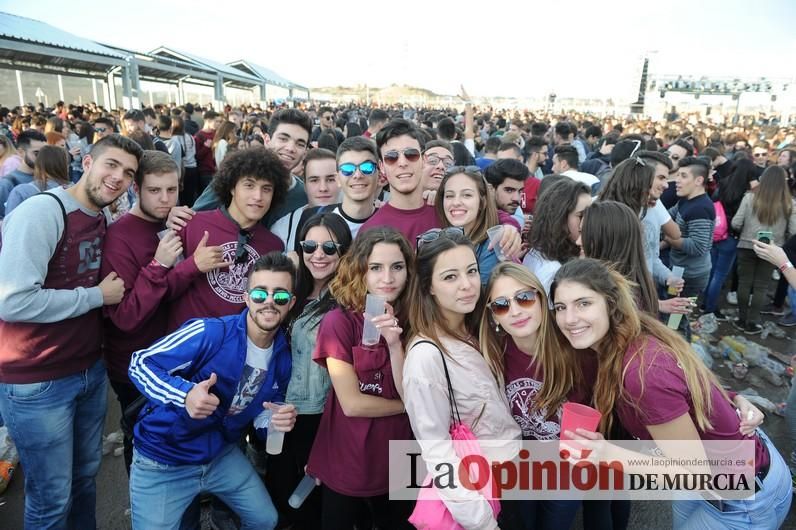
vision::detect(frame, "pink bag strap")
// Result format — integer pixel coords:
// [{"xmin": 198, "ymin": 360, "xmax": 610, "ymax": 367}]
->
[{"xmin": 412, "ymin": 340, "xmax": 461, "ymax": 425}]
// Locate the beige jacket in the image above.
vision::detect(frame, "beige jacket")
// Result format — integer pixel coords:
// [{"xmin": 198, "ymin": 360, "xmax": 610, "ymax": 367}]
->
[{"xmin": 731, "ymin": 192, "xmax": 796, "ymax": 250}]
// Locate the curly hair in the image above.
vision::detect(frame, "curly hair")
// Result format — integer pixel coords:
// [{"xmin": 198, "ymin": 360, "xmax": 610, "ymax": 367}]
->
[
  {"xmin": 329, "ymin": 227, "xmax": 414, "ymax": 315},
  {"xmin": 528, "ymin": 178, "xmax": 590, "ymax": 262},
  {"xmin": 211, "ymin": 148, "xmax": 288, "ymax": 209}
]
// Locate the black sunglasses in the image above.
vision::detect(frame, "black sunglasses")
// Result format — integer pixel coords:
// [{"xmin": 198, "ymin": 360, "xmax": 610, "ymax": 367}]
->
[
  {"xmin": 300, "ymin": 240, "xmax": 341, "ymax": 256},
  {"xmin": 489, "ymin": 290, "xmax": 538, "ymax": 316},
  {"xmin": 235, "ymin": 230, "xmax": 253, "ymax": 265},
  {"xmin": 415, "ymin": 226, "xmax": 465, "ymax": 250}
]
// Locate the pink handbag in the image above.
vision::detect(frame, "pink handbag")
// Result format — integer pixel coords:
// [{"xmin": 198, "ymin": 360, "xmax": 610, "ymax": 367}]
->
[{"xmin": 408, "ymin": 342, "xmax": 501, "ymax": 529}]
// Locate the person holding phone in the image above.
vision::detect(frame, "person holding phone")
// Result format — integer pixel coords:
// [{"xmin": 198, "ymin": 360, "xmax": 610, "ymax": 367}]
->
[{"xmin": 731, "ymin": 166, "xmax": 796, "ymax": 334}]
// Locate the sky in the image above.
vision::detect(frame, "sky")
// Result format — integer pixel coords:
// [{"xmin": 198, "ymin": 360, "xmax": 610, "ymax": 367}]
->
[{"xmin": 3, "ymin": 0, "xmax": 796, "ymax": 100}]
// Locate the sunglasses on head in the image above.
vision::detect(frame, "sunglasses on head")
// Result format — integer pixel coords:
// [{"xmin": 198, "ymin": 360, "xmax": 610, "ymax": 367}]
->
[
  {"xmin": 300, "ymin": 239, "xmax": 341, "ymax": 255},
  {"xmin": 489, "ymin": 289, "xmax": 538, "ymax": 316},
  {"xmin": 338, "ymin": 161, "xmax": 377, "ymax": 177},
  {"xmin": 666, "ymin": 152, "xmax": 681, "ymax": 161},
  {"xmin": 235, "ymin": 229, "xmax": 253, "ymax": 265},
  {"xmin": 415, "ymin": 226, "xmax": 465, "ymax": 250},
  {"xmin": 445, "ymin": 165, "xmax": 482, "ymax": 176},
  {"xmin": 248, "ymin": 288, "xmax": 291, "ymax": 305},
  {"xmin": 382, "ymin": 148, "xmax": 421, "ymax": 165}
]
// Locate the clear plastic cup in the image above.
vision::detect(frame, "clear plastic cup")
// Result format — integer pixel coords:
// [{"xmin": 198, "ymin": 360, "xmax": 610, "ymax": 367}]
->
[
  {"xmin": 265, "ymin": 401, "xmax": 287, "ymax": 455},
  {"xmin": 667, "ymin": 266, "xmax": 684, "ymax": 296},
  {"xmin": 362, "ymin": 294, "xmax": 386, "ymax": 346},
  {"xmin": 487, "ymin": 225, "xmax": 506, "ymax": 261}
]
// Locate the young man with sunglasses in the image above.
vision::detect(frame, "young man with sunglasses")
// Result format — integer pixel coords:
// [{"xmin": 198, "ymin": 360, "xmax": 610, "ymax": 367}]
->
[
  {"xmin": 358, "ymin": 119, "xmax": 441, "ymax": 247},
  {"xmin": 165, "ymin": 148, "xmax": 286, "ymax": 333},
  {"xmin": 128, "ymin": 252, "xmax": 298, "ymax": 530}
]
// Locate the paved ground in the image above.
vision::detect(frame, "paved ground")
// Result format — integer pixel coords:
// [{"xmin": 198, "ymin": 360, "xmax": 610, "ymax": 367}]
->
[{"xmin": 1, "ymin": 315, "xmax": 796, "ymax": 529}]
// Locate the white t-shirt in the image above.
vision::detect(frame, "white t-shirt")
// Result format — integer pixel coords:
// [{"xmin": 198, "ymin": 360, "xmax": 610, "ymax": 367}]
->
[
  {"xmin": 270, "ymin": 205, "xmax": 306, "ymax": 251},
  {"xmin": 641, "ymin": 200, "xmax": 673, "ymax": 285},
  {"xmin": 330, "ymin": 204, "xmax": 377, "ymax": 240},
  {"xmin": 228, "ymin": 338, "xmax": 273, "ymax": 416},
  {"xmin": 522, "ymin": 249, "xmax": 561, "ymax": 298},
  {"xmin": 561, "ymin": 169, "xmax": 599, "ymax": 190}
]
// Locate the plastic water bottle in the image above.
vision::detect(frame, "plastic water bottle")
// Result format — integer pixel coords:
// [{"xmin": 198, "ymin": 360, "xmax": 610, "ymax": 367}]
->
[{"xmin": 289, "ymin": 473, "xmax": 317, "ymax": 508}]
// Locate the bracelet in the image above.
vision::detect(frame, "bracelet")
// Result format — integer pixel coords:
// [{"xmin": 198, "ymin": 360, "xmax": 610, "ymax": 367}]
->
[
  {"xmin": 150, "ymin": 258, "xmax": 170, "ymax": 269},
  {"xmin": 780, "ymin": 261, "xmax": 794, "ymax": 272}
]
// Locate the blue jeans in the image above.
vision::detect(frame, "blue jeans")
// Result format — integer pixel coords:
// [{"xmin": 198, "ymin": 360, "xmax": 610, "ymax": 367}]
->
[
  {"xmin": 130, "ymin": 444, "xmax": 278, "ymax": 530},
  {"xmin": 500, "ymin": 498, "xmax": 580, "ymax": 529},
  {"xmin": 703, "ymin": 237, "xmax": 738, "ymax": 313},
  {"xmin": 788, "ymin": 285, "xmax": 796, "ymax": 316},
  {"xmin": 0, "ymin": 359, "xmax": 107, "ymax": 529},
  {"xmin": 671, "ymin": 430, "xmax": 792, "ymax": 529}
]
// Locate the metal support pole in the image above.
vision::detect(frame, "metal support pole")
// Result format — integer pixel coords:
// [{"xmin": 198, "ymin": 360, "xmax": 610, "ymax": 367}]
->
[
  {"xmin": 57, "ymin": 74, "xmax": 65, "ymax": 102},
  {"xmin": 15, "ymin": 70, "xmax": 24, "ymax": 106}
]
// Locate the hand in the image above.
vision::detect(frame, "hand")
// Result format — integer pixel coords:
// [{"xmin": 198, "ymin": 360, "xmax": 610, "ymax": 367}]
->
[
  {"xmin": 658, "ymin": 297, "xmax": 694, "ymax": 315},
  {"xmin": 264, "ymin": 402, "xmax": 297, "ymax": 432},
  {"xmin": 458, "ymin": 85, "xmax": 471, "ymax": 103},
  {"xmin": 192, "ymin": 231, "xmax": 232, "ymax": 273},
  {"xmin": 752, "ymin": 240, "xmax": 787, "ymax": 268},
  {"xmin": 666, "ymin": 276, "xmax": 685, "ymax": 295},
  {"xmin": 734, "ymin": 396, "xmax": 764, "ymax": 436},
  {"xmin": 185, "ymin": 373, "xmax": 220, "ymax": 419},
  {"xmin": 68, "ymin": 145, "xmax": 81, "ymax": 157},
  {"xmin": 490, "ymin": 225, "xmax": 522, "ymax": 260},
  {"xmin": 370, "ymin": 302, "xmax": 403, "ymax": 348},
  {"xmin": 204, "ymin": 138, "xmax": 212, "ymax": 148},
  {"xmin": 153, "ymin": 230, "xmax": 183, "ymax": 268},
  {"xmin": 99, "ymin": 271, "xmax": 125, "ymax": 305},
  {"xmin": 304, "ymin": 465, "xmax": 322, "ymax": 486},
  {"xmin": 421, "ymin": 189, "xmax": 437, "ymax": 206},
  {"xmin": 560, "ymin": 428, "xmax": 606, "ymax": 463},
  {"xmin": 522, "ymin": 215, "xmax": 533, "ymax": 236},
  {"xmin": 166, "ymin": 206, "xmax": 195, "ymax": 232}
]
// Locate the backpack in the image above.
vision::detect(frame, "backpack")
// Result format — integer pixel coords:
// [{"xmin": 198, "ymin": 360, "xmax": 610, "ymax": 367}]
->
[{"xmin": 713, "ymin": 200, "xmax": 728, "ymax": 242}]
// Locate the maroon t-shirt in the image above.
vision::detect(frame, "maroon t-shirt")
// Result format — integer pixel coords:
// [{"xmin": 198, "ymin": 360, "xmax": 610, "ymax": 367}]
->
[
  {"xmin": 194, "ymin": 129, "xmax": 216, "ymax": 175},
  {"xmin": 503, "ymin": 338, "xmax": 597, "ymax": 440},
  {"xmin": 617, "ymin": 336, "xmax": 768, "ymax": 473},
  {"xmin": 358, "ymin": 202, "xmax": 440, "ymax": 249},
  {"xmin": 306, "ymin": 308, "xmax": 413, "ymax": 496},
  {"xmin": 101, "ymin": 213, "xmax": 170, "ymax": 383},
  {"xmin": 167, "ymin": 209, "xmax": 284, "ymax": 332}
]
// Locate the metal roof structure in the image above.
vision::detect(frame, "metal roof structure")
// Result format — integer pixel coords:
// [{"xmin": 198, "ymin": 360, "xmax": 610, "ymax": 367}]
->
[
  {"xmin": 0, "ymin": 11, "xmax": 125, "ymax": 77},
  {"xmin": 0, "ymin": 11, "xmax": 309, "ymax": 106},
  {"xmin": 228, "ymin": 60, "xmax": 305, "ymax": 91},
  {"xmin": 150, "ymin": 47, "xmax": 261, "ymax": 89}
]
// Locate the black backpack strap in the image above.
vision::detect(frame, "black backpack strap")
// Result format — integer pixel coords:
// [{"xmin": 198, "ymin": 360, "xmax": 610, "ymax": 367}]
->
[
  {"xmin": 410, "ymin": 340, "xmax": 461, "ymax": 425},
  {"xmin": 40, "ymin": 192, "xmax": 68, "ymax": 250}
]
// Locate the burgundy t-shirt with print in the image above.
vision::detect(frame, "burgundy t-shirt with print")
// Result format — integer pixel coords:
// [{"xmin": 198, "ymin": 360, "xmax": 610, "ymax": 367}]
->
[
  {"xmin": 503, "ymin": 338, "xmax": 597, "ymax": 440},
  {"xmin": 306, "ymin": 307, "xmax": 413, "ymax": 496},
  {"xmin": 617, "ymin": 336, "xmax": 768, "ymax": 473}
]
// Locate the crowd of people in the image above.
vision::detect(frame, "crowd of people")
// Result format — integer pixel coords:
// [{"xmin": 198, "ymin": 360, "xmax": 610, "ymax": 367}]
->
[{"xmin": 0, "ymin": 97, "xmax": 795, "ymax": 530}]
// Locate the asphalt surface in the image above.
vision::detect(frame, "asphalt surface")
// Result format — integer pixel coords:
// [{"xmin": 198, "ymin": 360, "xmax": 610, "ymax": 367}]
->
[{"xmin": 1, "ymin": 315, "xmax": 796, "ymax": 529}]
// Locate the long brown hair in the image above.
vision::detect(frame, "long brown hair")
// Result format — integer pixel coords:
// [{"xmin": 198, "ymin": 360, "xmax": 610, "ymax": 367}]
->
[
  {"xmin": 752, "ymin": 166, "xmax": 792, "ymax": 226},
  {"xmin": 407, "ymin": 230, "xmax": 481, "ymax": 357},
  {"xmin": 435, "ymin": 168, "xmax": 499, "ymax": 245},
  {"xmin": 581, "ymin": 201, "xmax": 659, "ymax": 314},
  {"xmin": 329, "ymin": 227, "xmax": 413, "ymax": 316},
  {"xmin": 212, "ymin": 121, "xmax": 237, "ymax": 152},
  {"xmin": 33, "ymin": 145, "xmax": 69, "ymax": 189},
  {"xmin": 478, "ymin": 262, "xmax": 580, "ymax": 416},
  {"xmin": 551, "ymin": 258, "xmax": 728, "ymax": 436},
  {"xmin": 528, "ymin": 178, "xmax": 590, "ymax": 262}
]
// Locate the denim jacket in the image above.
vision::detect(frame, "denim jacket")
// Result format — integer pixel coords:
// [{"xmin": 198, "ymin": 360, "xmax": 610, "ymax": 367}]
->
[{"xmin": 286, "ymin": 295, "xmax": 333, "ymax": 414}]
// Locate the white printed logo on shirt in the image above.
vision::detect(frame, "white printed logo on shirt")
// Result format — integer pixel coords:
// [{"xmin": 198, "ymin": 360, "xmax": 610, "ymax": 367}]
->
[
  {"xmin": 505, "ymin": 377, "xmax": 562, "ymax": 440},
  {"xmin": 207, "ymin": 242, "xmax": 260, "ymax": 303}
]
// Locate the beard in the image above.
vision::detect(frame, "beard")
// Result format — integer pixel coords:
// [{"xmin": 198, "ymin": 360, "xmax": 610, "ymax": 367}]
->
[
  {"xmin": 249, "ymin": 304, "xmax": 282, "ymax": 333},
  {"xmin": 24, "ymin": 153, "xmax": 35, "ymax": 169},
  {"xmin": 139, "ymin": 199, "xmax": 168, "ymax": 221}
]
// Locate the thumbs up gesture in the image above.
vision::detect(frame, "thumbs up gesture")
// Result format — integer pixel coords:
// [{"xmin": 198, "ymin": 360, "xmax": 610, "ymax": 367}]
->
[
  {"xmin": 185, "ymin": 372, "xmax": 220, "ymax": 419},
  {"xmin": 192, "ymin": 231, "xmax": 232, "ymax": 273}
]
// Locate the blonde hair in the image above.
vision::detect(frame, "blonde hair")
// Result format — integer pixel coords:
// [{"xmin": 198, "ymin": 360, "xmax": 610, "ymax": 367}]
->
[
  {"xmin": 551, "ymin": 258, "xmax": 729, "ymax": 435},
  {"xmin": 479, "ymin": 262, "xmax": 580, "ymax": 418},
  {"xmin": 752, "ymin": 166, "xmax": 792, "ymax": 226}
]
